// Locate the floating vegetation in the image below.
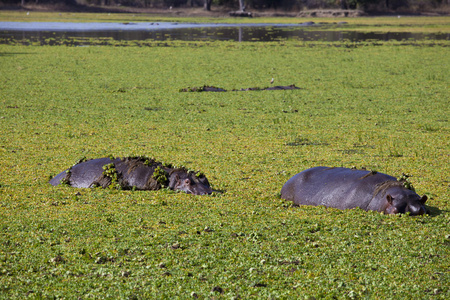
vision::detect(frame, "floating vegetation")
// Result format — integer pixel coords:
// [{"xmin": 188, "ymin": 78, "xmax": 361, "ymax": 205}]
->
[
  {"xmin": 73, "ymin": 156, "xmax": 87, "ymax": 166},
  {"xmin": 162, "ymin": 162, "xmax": 174, "ymax": 168},
  {"xmin": 0, "ymin": 15, "xmax": 448, "ymax": 299},
  {"xmin": 285, "ymin": 137, "xmax": 329, "ymax": 147},
  {"xmin": 101, "ymin": 163, "xmax": 120, "ymax": 189},
  {"xmin": 59, "ymin": 176, "xmax": 71, "ymax": 186},
  {"xmin": 152, "ymin": 166, "xmax": 169, "ymax": 187},
  {"xmin": 398, "ymin": 173, "xmax": 416, "ymax": 192}
]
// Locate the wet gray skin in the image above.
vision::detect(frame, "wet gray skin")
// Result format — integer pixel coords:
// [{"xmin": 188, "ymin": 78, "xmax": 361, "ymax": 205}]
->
[
  {"xmin": 49, "ymin": 157, "xmax": 212, "ymax": 195},
  {"xmin": 281, "ymin": 167, "xmax": 427, "ymax": 216}
]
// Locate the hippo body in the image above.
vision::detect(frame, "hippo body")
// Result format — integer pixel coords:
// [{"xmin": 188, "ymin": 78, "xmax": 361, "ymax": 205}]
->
[
  {"xmin": 180, "ymin": 85, "xmax": 301, "ymax": 92},
  {"xmin": 281, "ymin": 167, "xmax": 427, "ymax": 215},
  {"xmin": 50, "ymin": 157, "xmax": 212, "ymax": 195}
]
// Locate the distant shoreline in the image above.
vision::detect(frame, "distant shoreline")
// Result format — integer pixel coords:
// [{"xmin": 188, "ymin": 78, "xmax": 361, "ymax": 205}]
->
[{"xmin": 1, "ymin": 4, "xmax": 449, "ymax": 18}]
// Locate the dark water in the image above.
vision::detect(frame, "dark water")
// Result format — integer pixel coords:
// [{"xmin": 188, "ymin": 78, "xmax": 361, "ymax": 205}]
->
[{"xmin": 1, "ymin": 21, "xmax": 448, "ymax": 44}]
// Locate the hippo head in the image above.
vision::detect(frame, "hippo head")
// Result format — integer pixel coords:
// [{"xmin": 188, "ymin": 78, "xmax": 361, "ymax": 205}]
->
[
  {"xmin": 168, "ymin": 170, "xmax": 212, "ymax": 195},
  {"xmin": 383, "ymin": 188, "xmax": 428, "ymax": 216}
]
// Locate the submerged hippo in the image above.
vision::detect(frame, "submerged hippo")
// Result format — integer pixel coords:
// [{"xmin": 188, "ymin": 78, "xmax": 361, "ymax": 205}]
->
[
  {"xmin": 49, "ymin": 156, "xmax": 212, "ymax": 195},
  {"xmin": 179, "ymin": 84, "xmax": 301, "ymax": 92},
  {"xmin": 281, "ymin": 167, "xmax": 428, "ymax": 215}
]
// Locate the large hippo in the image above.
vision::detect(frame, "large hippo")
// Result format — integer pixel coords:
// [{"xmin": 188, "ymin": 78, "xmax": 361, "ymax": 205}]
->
[
  {"xmin": 49, "ymin": 156, "xmax": 212, "ymax": 195},
  {"xmin": 281, "ymin": 167, "xmax": 427, "ymax": 215}
]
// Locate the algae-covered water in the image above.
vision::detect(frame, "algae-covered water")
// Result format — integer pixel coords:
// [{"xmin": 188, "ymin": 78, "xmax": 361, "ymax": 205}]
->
[{"xmin": 0, "ymin": 13, "xmax": 449, "ymax": 299}]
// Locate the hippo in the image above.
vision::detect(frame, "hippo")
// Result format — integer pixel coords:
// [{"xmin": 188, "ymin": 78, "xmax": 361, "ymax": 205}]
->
[
  {"xmin": 264, "ymin": 85, "xmax": 301, "ymax": 91},
  {"xmin": 281, "ymin": 167, "xmax": 428, "ymax": 215},
  {"xmin": 180, "ymin": 85, "xmax": 301, "ymax": 92},
  {"xmin": 179, "ymin": 86, "xmax": 226, "ymax": 92},
  {"xmin": 49, "ymin": 156, "xmax": 212, "ymax": 195}
]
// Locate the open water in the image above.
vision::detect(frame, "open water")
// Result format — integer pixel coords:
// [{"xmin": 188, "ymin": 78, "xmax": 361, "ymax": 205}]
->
[{"xmin": 0, "ymin": 21, "xmax": 448, "ymax": 44}]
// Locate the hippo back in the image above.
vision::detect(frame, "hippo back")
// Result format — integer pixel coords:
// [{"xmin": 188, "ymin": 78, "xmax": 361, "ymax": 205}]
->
[
  {"xmin": 49, "ymin": 156, "xmax": 213, "ymax": 195},
  {"xmin": 49, "ymin": 157, "xmax": 115, "ymax": 188},
  {"xmin": 114, "ymin": 158, "xmax": 163, "ymax": 190},
  {"xmin": 281, "ymin": 167, "xmax": 397, "ymax": 211}
]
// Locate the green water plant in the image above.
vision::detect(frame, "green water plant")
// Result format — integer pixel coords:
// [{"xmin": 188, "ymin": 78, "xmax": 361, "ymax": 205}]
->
[
  {"xmin": 101, "ymin": 163, "xmax": 121, "ymax": 189},
  {"xmin": 162, "ymin": 162, "xmax": 173, "ymax": 168},
  {"xmin": 152, "ymin": 166, "xmax": 169, "ymax": 187},
  {"xmin": 0, "ymin": 20, "xmax": 448, "ymax": 299},
  {"xmin": 398, "ymin": 173, "xmax": 416, "ymax": 192},
  {"xmin": 73, "ymin": 156, "xmax": 87, "ymax": 166}
]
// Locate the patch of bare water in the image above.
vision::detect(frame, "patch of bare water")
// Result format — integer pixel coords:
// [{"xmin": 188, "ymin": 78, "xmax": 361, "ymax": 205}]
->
[{"xmin": 0, "ymin": 21, "xmax": 448, "ymax": 44}]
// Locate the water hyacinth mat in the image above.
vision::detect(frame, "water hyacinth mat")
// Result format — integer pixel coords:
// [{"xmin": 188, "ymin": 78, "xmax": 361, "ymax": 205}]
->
[{"xmin": 0, "ymin": 37, "xmax": 449, "ymax": 298}]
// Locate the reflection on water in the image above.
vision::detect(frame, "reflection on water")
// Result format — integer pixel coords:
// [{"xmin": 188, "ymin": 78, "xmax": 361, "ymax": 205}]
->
[{"xmin": 1, "ymin": 22, "xmax": 449, "ymax": 44}]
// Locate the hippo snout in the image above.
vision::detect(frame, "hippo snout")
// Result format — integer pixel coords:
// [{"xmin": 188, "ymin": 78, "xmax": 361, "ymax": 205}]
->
[
  {"xmin": 190, "ymin": 186, "xmax": 213, "ymax": 196},
  {"xmin": 405, "ymin": 195, "xmax": 428, "ymax": 216},
  {"xmin": 406, "ymin": 204, "xmax": 427, "ymax": 216},
  {"xmin": 171, "ymin": 175, "xmax": 213, "ymax": 196}
]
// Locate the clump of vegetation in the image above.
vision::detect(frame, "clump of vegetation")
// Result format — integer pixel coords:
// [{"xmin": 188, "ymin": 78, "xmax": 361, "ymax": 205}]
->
[
  {"xmin": 73, "ymin": 156, "xmax": 87, "ymax": 166},
  {"xmin": 162, "ymin": 162, "xmax": 173, "ymax": 168},
  {"xmin": 128, "ymin": 155, "xmax": 156, "ymax": 166},
  {"xmin": 398, "ymin": 173, "xmax": 416, "ymax": 191},
  {"xmin": 59, "ymin": 177, "xmax": 71, "ymax": 186},
  {"xmin": 143, "ymin": 158, "xmax": 155, "ymax": 166},
  {"xmin": 102, "ymin": 163, "xmax": 117, "ymax": 179},
  {"xmin": 152, "ymin": 166, "xmax": 169, "ymax": 187},
  {"xmin": 101, "ymin": 163, "xmax": 121, "ymax": 189},
  {"xmin": 59, "ymin": 166, "xmax": 73, "ymax": 186}
]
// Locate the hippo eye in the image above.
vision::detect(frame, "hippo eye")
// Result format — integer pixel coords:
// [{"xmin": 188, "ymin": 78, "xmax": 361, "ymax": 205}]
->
[{"xmin": 184, "ymin": 179, "xmax": 191, "ymax": 185}]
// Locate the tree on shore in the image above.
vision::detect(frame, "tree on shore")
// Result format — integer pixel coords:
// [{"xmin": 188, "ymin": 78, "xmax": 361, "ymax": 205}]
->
[{"xmin": 203, "ymin": 0, "xmax": 212, "ymax": 11}]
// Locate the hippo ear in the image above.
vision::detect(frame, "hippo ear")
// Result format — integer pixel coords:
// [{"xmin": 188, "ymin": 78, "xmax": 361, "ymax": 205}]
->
[
  {"xmin": 386, "ymin": 194, "xmax": 393, "ymax": 204},
  {"xmin": 420, "ymin": 195, "xmax": 427, "ymax": 204}
]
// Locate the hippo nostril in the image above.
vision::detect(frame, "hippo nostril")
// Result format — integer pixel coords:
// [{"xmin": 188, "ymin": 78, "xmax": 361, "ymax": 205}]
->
[
  {"xmin": 408, "ymin": 205, "xmax": 426, "ymax": 216},
  {"xmin": 417, "ymin": 206, "xmax": 426, "ymax": 216}
]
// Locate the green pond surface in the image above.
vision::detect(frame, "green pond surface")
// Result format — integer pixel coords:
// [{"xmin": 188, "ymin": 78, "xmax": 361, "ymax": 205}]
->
[{"xmin": 0, "ymin": 15, "xmax": 449, "ymax": 299}]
